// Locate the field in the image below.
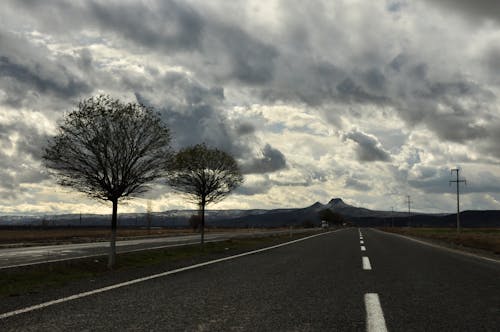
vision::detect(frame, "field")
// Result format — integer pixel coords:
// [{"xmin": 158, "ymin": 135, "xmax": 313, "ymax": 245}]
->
[
  {"xmin": 380, "ymin": 227, "xmax": 500, "ymax": 256},
  {"xmin": 0, "ymin": 228, "xmax": 189, "ymax": 245},
  {"xmin": 0, "ymin": 227, "xmax": 272, "ymax": 246}
]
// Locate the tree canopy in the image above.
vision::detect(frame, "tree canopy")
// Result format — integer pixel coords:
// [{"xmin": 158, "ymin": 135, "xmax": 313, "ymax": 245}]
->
[
  {"xmin": 166, "ymin": 143, "xmax": 243, "ymax": 207},
  {"xmin": 43, "ymin": 95, "xmax": 172, "ymax": 202},
  {"xmin": 43, "ymin": 95, "xmax": 172, "ymax": 268},
  {"xmin": 166, "ymin": 143, "xmax": 243, "ymax": 243},
  {"xmin": 318, "ymin": 209, "xmax": 345, "ymax": 225}
]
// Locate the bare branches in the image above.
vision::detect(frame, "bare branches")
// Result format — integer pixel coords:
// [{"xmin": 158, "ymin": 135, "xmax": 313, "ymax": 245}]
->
[
  {"xmin": 166, "ymin": 143, "xmax": 243, "ymax": 207},
  {"xmin": 166, "ymin": 143, "xmax": 243, "ymax": 244},
  {"xmin": 43, "ymin": 95, "xmax": 172, "ymax": 202}
]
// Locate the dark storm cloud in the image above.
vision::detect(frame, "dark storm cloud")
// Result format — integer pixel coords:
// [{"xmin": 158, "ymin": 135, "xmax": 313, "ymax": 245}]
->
[
  {"xmin": 236, "ymin": 122, "xmax": 255, "ymax": 136},
  {"xmin": 241, "ymin": 144, "xmax": 287, "ymax": 174},
  {"xmin": 484, "ymin": 46, "xmax": 500, "ymax": 75},
  {"xmin": 386, "ymin": 53, "xmax": 496, "ymax": 144},
  {"xmin": 134, "ymin": 71, "xmax": 284, "ymax": 175},
  {"xmin": 8, "ymin": 0, "xmax": 277, "ymax": 85},
  {"xmin": 336, "ymin": 77, "xmax": 388, "ymax": 104},
  {"xmin": 0, "ymin": 31, "xmax": 92, "ymax": 107},
  {"xmin": 261, "ymin": 61, "xmax": 388, "ymax": 107},
  {"xmin": 210, "ymin": 25, "xmax": 278, "ymax": 85},
  {"xmin": 89, "ymin": 0, "xmax": 204, "ymax": 52},
  {"xmin": 344, "ymin": 177, "xmax": 371, "ymax": 192},
  {"xmin": 422, "ymin": 0, "xmax": 500, "ymax": 24},
  {"xmin": 0, "ymin": 56, "xmax": 90, "ymax": 100},
  {"xmin": 133, "ymin": 71, "xmax": 236, "ymax": 154},
  {"xmin": 12, "ymin": 0, "xmax": 204, "ymax": 53},
  {"xmin": 344, "ymin": 130, "xmax": 391, "ymax": 162}
]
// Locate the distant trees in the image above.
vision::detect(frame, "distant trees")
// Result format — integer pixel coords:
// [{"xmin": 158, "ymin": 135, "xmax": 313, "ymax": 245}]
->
[
  {"xmin": 43, "ymin": 95, "xmax": 172, "ymax": 269},
  {"xmin": 166, "ymin": 144, "xmax": 243, "ymax": 244},
  {"xmin": 188, "ymin": 214, "xmax": 201, "ymax": 232},
  {"xmin": 318, "ymin": 209, "xmax": 345, "ymax": 226}
]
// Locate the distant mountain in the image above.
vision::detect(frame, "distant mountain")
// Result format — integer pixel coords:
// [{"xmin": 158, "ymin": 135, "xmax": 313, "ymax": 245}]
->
[{"xmin": 0, "ymin": 198, "xmax": 499, "ymax": 228}]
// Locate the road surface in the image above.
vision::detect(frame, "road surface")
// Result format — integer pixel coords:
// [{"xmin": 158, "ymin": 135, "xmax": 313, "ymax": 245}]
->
[
  {"xmin": 1, "ymin": 228, "xmax": 499, "ymax": 331},
  {"xmin": 0, "ymin": 229, "xmax": 314, "ymax": 269}
]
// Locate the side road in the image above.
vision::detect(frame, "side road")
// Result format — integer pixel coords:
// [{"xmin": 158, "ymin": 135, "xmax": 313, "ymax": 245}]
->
[{"xmin": 0, "ymin": 228, "xmax": 318, "ymax": 269}]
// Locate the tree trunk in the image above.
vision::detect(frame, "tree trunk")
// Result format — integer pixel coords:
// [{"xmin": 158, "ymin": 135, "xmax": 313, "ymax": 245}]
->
[
  {"xmin": 200, "ymin": 201, "xmax": 205, "ymax": 245},
  {"xmin": 108, "ymin": 199, "xmax": 118, "ymax": 269}
]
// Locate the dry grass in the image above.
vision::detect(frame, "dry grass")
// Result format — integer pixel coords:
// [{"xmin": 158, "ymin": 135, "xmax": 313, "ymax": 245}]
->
[
  {"xmin": 381, "ymin": 227, "xmax": 500, "ymax": 255},
  {"xmin": 0, "ymin": 228, "xmax": 185, "ymax": 245},
  {"xmin": 0, "ymin": 227, "xmax": 291, "ymax": 245}
]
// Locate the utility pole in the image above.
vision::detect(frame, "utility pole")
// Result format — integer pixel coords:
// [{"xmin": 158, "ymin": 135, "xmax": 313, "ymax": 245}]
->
[
  {"xmin": 391, "ymin": 207, "xmax": 394, "ymax": 227},
  {"xmin": 147, "ymin": 200, "xmax": 153, "ymax": 233},
  {"xmin": 406, "ymin": 195, "xmax": 412, "ymax": 227},
  {"xmin": 450, "ymin": 168, "xmax": 466, "ymax": 233}
]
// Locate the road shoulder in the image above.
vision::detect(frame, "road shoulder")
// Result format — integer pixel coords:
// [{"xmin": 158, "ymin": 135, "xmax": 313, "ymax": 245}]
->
[{"xmin": 374, "ymin": 228, "xmax": 500, "ymax": 264}]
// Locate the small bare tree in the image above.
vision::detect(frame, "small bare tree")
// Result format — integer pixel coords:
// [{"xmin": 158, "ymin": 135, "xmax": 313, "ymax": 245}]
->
[
  {"xmin": 43, "ymin": 95, "xmax": 171, "ymax": 268},
  {"xmin": 166, "ymin": 144, "xmax": 243, "ymax": 244}
]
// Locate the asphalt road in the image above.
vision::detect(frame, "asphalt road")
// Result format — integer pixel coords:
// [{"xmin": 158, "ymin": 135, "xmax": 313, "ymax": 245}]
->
[
  {"xmin": 0, "ymin": 229, "xmax": 314, "ymax": 269},
  {"xmin": 1, "ymin": 228, "xmax": 499, "ymax": 331}
]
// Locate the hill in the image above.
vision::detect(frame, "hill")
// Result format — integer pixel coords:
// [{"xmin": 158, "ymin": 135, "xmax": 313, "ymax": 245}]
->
[{"xmin": 0, "ymin": 198, "xmax": 499, "ymax": 228}]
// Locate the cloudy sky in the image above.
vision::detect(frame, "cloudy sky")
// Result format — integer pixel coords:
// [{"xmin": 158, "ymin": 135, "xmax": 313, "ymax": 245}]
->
[{"xmin": 1, "ymin": 0, "xmax": 500, "ymax": 215}]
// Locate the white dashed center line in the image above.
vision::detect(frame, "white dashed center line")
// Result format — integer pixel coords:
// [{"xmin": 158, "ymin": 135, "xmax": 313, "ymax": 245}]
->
[
  {"xmin": 365, "ymin": 293, "xmax": 388, "ymax": 332},
  {"xmin": 361, "ymin": 246, "xmax": 366, "ymax": 251},
  {"xmin": 362, "ymin": 256, "xmax": 372, "ymax": 270},
  {"xmin": 360, "ymin": 240, "xmax": 364, "ymax": 244}
]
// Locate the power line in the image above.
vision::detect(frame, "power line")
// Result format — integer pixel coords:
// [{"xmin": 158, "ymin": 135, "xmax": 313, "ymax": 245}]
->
[{"xmin": 450, "ymin": 168, "xmax": 466, "ymax": 233}]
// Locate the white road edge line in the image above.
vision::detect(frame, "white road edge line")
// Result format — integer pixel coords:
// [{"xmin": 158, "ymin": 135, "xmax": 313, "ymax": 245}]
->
[
  {"xmin": 0, "ymin": 229, "xmax": 342, "ymax": 320},
  {"xmin": 361, "ymin": 246, "xmax": 366, "ymax": 251},
  {"xmin": 362, "ymin": 256, "xmax": 372, "ymax": 270},
  {"xmin": 365, "ymin": 293, "xmax": 388, "ymax": 332}
]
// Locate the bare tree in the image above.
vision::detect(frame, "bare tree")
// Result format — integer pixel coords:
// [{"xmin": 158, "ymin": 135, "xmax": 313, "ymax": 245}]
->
[
  {"xmin": 43, "ymin": 95, "xmax": 171, "ymax": 269},
  {"xmin": 166, "ymin": 144, "xmax": 243, "ymax": 244}
]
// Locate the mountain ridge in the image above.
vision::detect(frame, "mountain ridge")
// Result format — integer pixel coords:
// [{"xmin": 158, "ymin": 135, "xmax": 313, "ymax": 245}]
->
[{"xmin": 0, "ymin": 198, "xmax": 498, "ymax": 227}]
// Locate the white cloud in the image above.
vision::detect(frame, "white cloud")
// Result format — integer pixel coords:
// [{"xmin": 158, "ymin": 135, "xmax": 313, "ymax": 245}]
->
[{"xmin": 1, "ymin": 0, "xmax": 500, "ymax": 215}]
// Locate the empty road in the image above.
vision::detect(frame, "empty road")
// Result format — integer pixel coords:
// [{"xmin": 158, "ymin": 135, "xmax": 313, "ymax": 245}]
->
[{"xmin": 1, "ymin": 228, "xmax": 499, "ymax": 331}]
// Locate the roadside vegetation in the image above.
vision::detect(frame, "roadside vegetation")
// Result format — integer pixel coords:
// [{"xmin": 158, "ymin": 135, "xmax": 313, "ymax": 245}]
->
[
  {"xmin": 0, "ymin": 228, "xmax": 195, "ymax": 245},
  {"xmin": 0, "ymin": 231, "xmax": 320, "ymax": 298},
  {"xmin": 0, "ymin": 227, "xmax": 297, "ymax": 245},
  {"xmin": 380, "ymin": 227, "xmax": 500, "ymax": 256}
]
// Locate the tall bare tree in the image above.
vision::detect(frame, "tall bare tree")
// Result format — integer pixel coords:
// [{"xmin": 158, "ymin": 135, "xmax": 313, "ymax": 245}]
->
[
  {"xmin": 166, "ymin": 144, "xmax": 243, "ymax": 244},
  {"xmin": 43, "ymin": 95, "xmax": 171, "ymax": 268}
]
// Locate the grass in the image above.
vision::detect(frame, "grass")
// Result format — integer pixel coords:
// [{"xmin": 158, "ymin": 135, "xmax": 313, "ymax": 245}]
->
[
  {"xmin": 380, "ymin": 227, "xmax": 500, "ymax": 256},
  {"xmin": 0, "ymin": 228, "xmax": 188, "ymax": 245},
  {"xmin": 0, "ymin": 227, "xmax": 292, "ymax": 245},
  {"xmin": 0, "ymin": 231, "xmax": 319, "ymax": 298}
]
